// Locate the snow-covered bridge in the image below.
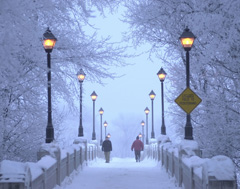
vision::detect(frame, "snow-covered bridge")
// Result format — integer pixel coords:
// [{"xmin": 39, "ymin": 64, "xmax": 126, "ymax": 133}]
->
[
  {"xmin": 56, "ymin": 157, "xmax": 178, "ymax": 189},
  {"xmin": 0, "ymin": 137, "xmax": 237, "ymax": 189}
]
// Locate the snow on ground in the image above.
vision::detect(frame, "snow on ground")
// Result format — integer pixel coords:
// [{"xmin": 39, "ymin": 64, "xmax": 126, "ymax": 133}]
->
[{"xmin": 54, "ymin": 157, "xmax": 181, "ymax": 189}]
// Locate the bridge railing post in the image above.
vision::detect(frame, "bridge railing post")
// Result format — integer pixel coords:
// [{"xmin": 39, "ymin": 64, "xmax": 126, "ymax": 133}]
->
[
  {"xmin": 161, "ymin": 145, "xmax": 164, "ymax": 166},
  {"xmin": 37, "ymin": 143, "xmax": 61, "ymax": 186},
  {"xmin": 73, "ymin": 137, "xmax": 88, "ymax": 166},
  {"xmin": 178, "ymin": 149, "xmax": 183, "ymax": 187}
]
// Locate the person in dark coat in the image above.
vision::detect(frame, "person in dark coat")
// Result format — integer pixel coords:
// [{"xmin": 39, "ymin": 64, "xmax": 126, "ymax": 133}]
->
[
  {"xmin": 102, "ymin": 136, "xmax": 112, "ymax": 163},
  {"xmin": 131, "ymin": 136, "xmax": 144, "ymax": 162}
]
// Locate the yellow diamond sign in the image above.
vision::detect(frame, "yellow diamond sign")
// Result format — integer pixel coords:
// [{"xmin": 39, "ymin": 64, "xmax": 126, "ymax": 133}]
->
[{"xmin": 175, "ymin": 87, "xmax": 202, "ymax": 114}]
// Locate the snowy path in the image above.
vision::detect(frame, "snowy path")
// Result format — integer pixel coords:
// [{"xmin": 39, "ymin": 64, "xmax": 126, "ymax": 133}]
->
[{"xmin": 55, "ymin": 158, "xmax": 181, "ymax": 189}]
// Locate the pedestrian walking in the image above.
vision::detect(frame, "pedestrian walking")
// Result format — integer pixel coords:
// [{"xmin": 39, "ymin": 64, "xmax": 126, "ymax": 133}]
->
[
  {"xmin": 102, "ymin": 136, "xmax": 112, "ymax": 163},
  {"xmin": 131, "ymin": 136, "xmax": 144, "ymax": 162}
]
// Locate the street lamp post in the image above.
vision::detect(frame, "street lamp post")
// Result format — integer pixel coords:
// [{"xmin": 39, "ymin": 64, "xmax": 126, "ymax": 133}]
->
[
  {"xmin": 141, "ymin": 120, "xmax": 145, "ymax": 144},
  {"xmin": 42, "ymin": 28, "xmax": 57, "ymax": 143},
  {"xmin": 179, "ymin": 27, "xmax": 196, "ymax": 140},
  {"xmin": 104, "ymin": 121, "xmax": 108, "ymax": 137},
  {"xmin": 144, "ymin": 107, "xmax": 150, "ymax": 144},
  {"xmin": 157, "ymin": 67, "xmax": 167, "ymax": 135},
  {"xmin": 91, "ymin": 91, "xmax": 98, "ymax": 140},
  {"xmin": 77, "ymin": 69, "xmax": 86, "ymax": 137},
  {"xmin": 149, "ymin": 90, "xmax": 156, "ymax": 139},
  {"xmin": 99, "ymin": 108, "xmax": 104, "ymax": 145}
]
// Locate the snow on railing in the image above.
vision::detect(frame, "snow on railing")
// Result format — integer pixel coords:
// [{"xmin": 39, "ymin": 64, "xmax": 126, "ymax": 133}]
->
[
  {"xmin": 144, "ymin": 135, "xmax": 238, "ymax": 189},
  {"xmin": 0, "ymin": 138, "xmax": 98, "ymax": 189}
]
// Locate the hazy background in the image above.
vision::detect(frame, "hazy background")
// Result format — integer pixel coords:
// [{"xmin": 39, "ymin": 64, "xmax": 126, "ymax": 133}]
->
[{"xmin": 57, "ymin": 8, "xmax": 175, "ymax": 157}]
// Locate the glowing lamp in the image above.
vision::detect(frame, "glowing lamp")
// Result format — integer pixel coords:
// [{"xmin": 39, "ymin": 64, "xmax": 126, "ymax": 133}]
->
[
  {"xmin": 42, "ymin": 28, "xmax": 57, "ymax": 53},
  {"xmin": 157, "ymin": 67, "xmax": 167, "ymax": 82},
  {"xmin": 90, "ymin": 91, "xmax": 98, "ymax": 101},
  {"xmin": 144, "ymin": 107, "xmax": 150, "ymax": 115},
  {"xmin": 149, "ymin": 90, "xmax": 156, "ymax": 100},
  {"xmin": 104, "ymin": 121, "xmax": 108, "ymax": 127},
  {"xmin": 179, "ymin": 27, "xmax": 196, "ymax": 51},
  {"xmin": 77, "ymin": 69, "xmax": 86, "ymax": 82},
  {"xmin": 99, "ymin": 108, "xmax": 104, "ymax": 115}
]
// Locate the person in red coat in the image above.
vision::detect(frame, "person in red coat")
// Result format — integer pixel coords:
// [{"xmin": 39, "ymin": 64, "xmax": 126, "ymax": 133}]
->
[{"xmin": 131, "ymin": 136, "xmax": 144, "ymax": 162}]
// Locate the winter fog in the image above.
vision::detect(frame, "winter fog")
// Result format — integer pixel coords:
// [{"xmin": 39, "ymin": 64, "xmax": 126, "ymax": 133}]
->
[
  {"xmin": 0, "ymin": 0, "xmax": 239, "ymax": 186},
  {"xmin": 55, "ymin": 7, "xmax": 174, "ymax": 157}
]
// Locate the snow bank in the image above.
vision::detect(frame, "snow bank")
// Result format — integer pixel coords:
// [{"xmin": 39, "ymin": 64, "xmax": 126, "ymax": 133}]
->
[
  {"xmin": 157, "ymin": 135, "xmax": 170, "ymax": 143},
  {"xmin": 73, "ymin": 137, "xmax": 87, "ymax": 144},
  {"xmin": 162, "ymin": 142, "xmax": 172, "ymax": 150},
  {"xmin": 177, "ymin": 152, "xmax": 235, "ymax": 181},
  {"xmin": 0, "ymin": 160, "xmax": 30, "ymax": 184},
  {"xmin": 60, "ymin": 143, "xmax": 84, "ymax": 160},
  {"xmin": 89, "ymin": 140, "xmax": 98, "ymax": 145},
  {"xmin": 178, "ymin": 139, "xmax": 199, "ymax": 156},
  {"xmin": 0, "ymin": 157, "xmax": 56, "ymax": 185},
  {"xmin": 73, "ymin": 137, "xmax": 87, "ymax": 151},
  {"xmin": 0, "ymin": 160, "xmax": 25, "ymax": 174},
  {"xmin": 182, "ymin": 155, "xmax": 206, "ymax": 167},
  {"xmin": 204, "ymin": 155, "xmax": 236, "ymax": 180},
  {"xmin": 39, "ymin": 142, "xmax": 60, "ymax": 159},
  {"xmin": 182, "ymin": 155, "xmax": 209, "ymax": 179},
  {"xmin": 37, "ymin": 155, "xmax": 56, "ymax": 170}
]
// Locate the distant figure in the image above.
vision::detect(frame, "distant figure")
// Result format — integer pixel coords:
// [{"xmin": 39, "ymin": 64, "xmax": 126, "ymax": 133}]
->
[
  {"xmin": 102, "ymin": 136, "xmax": 112, "ymax": 163},
  {"xmin": 131, "ymin": 136, "xmax": 144, "ymax": 162}
]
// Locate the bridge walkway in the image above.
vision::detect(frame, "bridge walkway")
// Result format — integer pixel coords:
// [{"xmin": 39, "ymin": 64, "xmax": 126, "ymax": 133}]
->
[{"xmin": 55, "ymin": 157, "xmax": 180, "ymax": 189}]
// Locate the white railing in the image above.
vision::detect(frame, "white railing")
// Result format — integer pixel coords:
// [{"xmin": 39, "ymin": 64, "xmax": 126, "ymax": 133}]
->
[
  {"xmin": 0, "ymin": 138, "xmax": 98, "ymax": 189},
  {"xmin": 143, "ymin": 136, "xmax": 238, "ymax": 189}
]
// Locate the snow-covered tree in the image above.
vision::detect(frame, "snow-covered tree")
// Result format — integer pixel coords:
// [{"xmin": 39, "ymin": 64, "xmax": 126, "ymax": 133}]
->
[
  {"xmin": 122, "ymin": 0, "xmax": 240, "ymax": 170},
  {"xmin": 0, "ymin": 0, "xmax": 124, "ymax": 161}
]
